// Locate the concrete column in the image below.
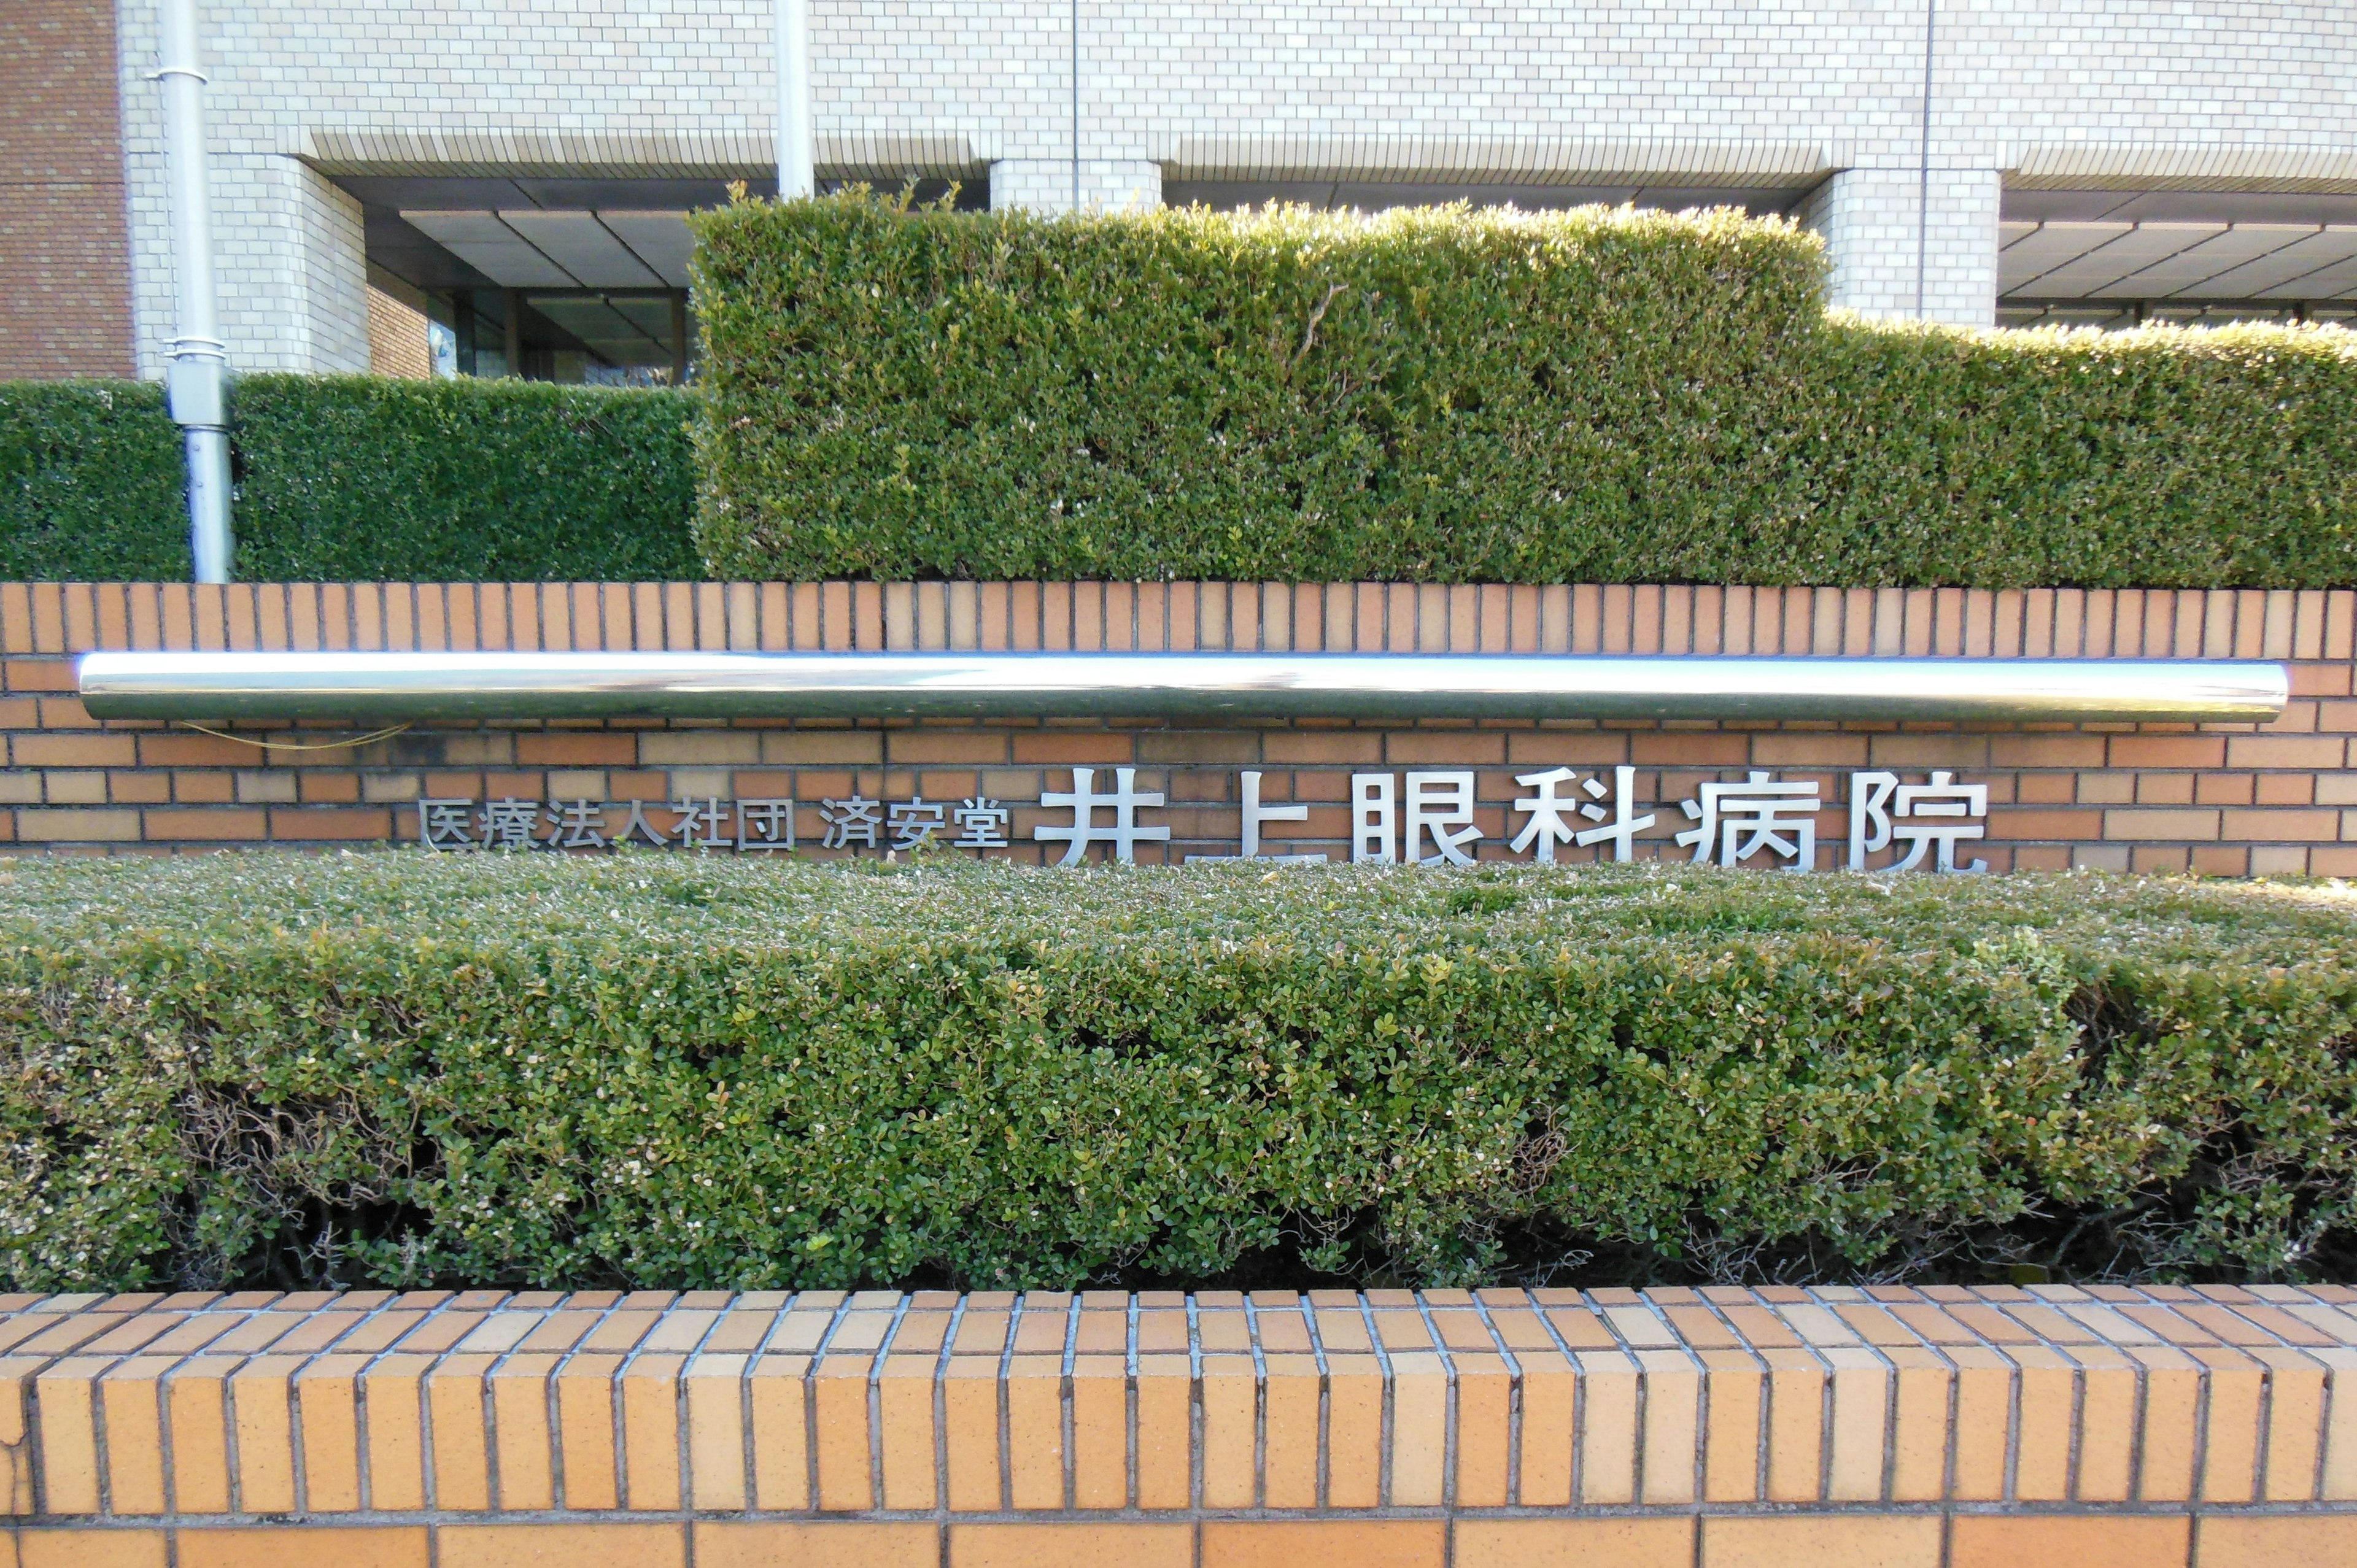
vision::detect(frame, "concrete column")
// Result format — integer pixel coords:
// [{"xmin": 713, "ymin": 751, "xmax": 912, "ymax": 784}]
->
[
  {"xmin": 1802, "ymin": 166, "xmax": 2000, "ymax": 326},
  {"xmin": 988, "ymin": 159, "xmax": 1161, "ymax": 215},
  {"xmin": 285, "ymin": 162, "xmax": 371, "ymax": 371}
]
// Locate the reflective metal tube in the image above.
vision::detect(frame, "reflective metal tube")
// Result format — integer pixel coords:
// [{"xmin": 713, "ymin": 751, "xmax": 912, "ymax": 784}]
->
[{"xmin": 77, "ymin": 651, "xmax": 2289, "ymax": 724}]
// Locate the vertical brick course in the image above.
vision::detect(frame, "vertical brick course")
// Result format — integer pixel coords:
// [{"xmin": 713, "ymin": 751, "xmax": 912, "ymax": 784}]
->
[{"xmin": 14, "ymin": 1285, "xmax": 2340, "ymax": 1556}]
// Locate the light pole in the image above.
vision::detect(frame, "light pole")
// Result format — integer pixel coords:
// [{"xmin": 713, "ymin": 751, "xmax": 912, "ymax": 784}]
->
[
  {"xmin": 775, "ymin": 0, "xmax": 813, "ymax": 199},
  {"xmin": 157, "ymin": 0, "xmax": 233, "ymax": 582}
]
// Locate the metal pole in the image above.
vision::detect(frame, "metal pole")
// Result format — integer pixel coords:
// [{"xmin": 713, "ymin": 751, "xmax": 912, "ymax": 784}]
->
[
  {"xmin": 1916, "ymin": 0, "xmax": 1937, "ymax": 319},
  {"xmin": 157, "ymin": 0, "xmax": 232, "ymax": 583},
  {"xmin": 775, "ymin": 0, "xmax": 813, "ymax": 199}
]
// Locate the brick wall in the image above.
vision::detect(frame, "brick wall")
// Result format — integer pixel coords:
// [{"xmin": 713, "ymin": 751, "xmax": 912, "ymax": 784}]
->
[
  {"xmin": 2, "ymin": 579, "xmax": 2352, "ymax": 875},
  {"xmin": 6, "ymin": 1283, "xmax": 2357, "ymax": 1566},
  {"xmin": 363, "ymin": 284, "xmax": 433, "ymax": 379},
  {"xmin": 0, "ymin": 0, "xmax": 133, "ymax": 378}
]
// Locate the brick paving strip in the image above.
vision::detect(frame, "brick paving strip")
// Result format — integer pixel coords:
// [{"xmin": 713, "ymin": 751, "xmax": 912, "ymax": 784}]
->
[{"xmin": 2, "ymin": 1283, "xmax": 2354, "ymax": 1565}]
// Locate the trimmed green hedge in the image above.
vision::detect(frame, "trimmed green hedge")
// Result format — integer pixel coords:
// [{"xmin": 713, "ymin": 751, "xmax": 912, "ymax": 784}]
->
[
  {"xmin": 0, "ymin": 380, "xmax": 185, "ymax": 579},
  {"xmin": 4, "ymin": 855, "xmax": 2353, "ymax": 1292},
  {"xmin": 0, "ymin": 376, "xmax": 698, "ymax": 581},
  {"xmin": 692, "ymin": 195, "xmax": 2357, "ymax": 587}
]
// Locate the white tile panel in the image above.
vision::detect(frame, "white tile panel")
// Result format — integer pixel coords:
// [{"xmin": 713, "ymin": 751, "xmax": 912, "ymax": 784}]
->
[
  {"xmin": 599, "ymin": 212, "xmax": 697, "ymax": 288},
  {"xmin": 1998, "ymin": 223, "xmax": 2131, "ymax": 296},
  {"xmin": 2254, "ymin": 245, "xmax": 2357, "ymax": 300},
  {"xmin": 2021, "ymin": 223, "xmax": 2226, "ymax": 298},
  {"xmin": 497, "ymin": 211, "xmax": 662, "ymax": 289},
  {"xmin": 401, "ymin": 210, "xmax": 516, "ymax": 246},
  {"xmin": 2192, "ymin": 227, "xmax": 2357, "ymax": 299},
  {"xmin": 2089, "ymin": 225, "xmax": 2319, "ymax": 299},
  {"xmin": 401, "ymin": 210, "xmax": 579, "ymax": 288}
]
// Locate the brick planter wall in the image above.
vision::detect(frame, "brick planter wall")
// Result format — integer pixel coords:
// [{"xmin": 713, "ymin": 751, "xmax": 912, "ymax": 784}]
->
[
  {"xmin": 6, "ymin": 1284, "xmax": 2357, "ymax": 1566},
  {"xmin": 0, "ymin": 579, "xmax": 2352, "ymax": 871}
]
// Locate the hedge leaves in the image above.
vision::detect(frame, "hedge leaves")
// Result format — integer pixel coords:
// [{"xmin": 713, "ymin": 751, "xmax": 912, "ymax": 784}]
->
[
  {"xmin": 692, "ymin": 195, "xmax": 2357, "ymax": 588},
  {"xmin": 0, "ymin": 376, "xmax": 697, "ymax": 581},
  {"xmin": 9, "ymin": 198, "xmax": 2356, "ymax": 586},
  {"xmin": 4, "ymin": 855, "xmax": 2354, "ymax": 1292}
]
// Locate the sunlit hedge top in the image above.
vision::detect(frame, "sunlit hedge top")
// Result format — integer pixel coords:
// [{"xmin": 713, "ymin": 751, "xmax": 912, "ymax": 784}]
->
[{"xmin": 692, "ymin": 193, "xmax": 2357, "ymax": 588}]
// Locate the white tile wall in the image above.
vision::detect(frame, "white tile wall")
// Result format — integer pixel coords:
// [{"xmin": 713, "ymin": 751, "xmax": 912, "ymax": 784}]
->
[
  {"xmin": 989, "ymin": 159, "xmax": 1161, "ymax": 213},
  {"xmin": 114, "ymin": 2, "xmax": 2357, "ymax": 370}
]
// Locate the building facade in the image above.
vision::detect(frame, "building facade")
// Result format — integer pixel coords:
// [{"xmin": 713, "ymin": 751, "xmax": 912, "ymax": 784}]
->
[{"xmin": 4, "ymin": 1, "xmax": 2356, "ymax": 382}]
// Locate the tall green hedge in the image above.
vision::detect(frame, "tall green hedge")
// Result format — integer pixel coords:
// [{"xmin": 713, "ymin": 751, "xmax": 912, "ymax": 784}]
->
[
  {"xmin": 12, "ymin": 199, "xmax": 2356, "ymax": 587},
  {"xmin": 0, "ymin": 376, "xmax": 697, "ymax": 581},
  {"xmin": 4, "ymin": 854, "xmax": 2353, "ymax": 1292},
  {"xmin": 692, "ymin": 195, "xmax": 2357, "ymax": 587}
]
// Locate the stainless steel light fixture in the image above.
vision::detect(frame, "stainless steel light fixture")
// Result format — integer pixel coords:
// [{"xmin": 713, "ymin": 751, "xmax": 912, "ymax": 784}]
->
[{"xmin": 77, "ymin": 650, "xmax": 2289, "ymax": 725}]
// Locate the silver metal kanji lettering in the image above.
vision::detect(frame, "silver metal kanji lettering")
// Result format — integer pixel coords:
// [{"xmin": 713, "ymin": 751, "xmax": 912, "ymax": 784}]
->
[
  {"xmin": 1404, "ymin": 770, "xmax": 1481, "ymax": 867},
  {"xmin": 1677, "ymin": 771, "xmax": 1821, "ymax": 871},
  {"xmin": 1572, "ymin": 765, "xmax": 1656, "ymax": 863},
  {"xmin": 478, "ymin": 797, "xmax": 540, "ymax": 849},
  {"xmin": 417, "ymin": 798, "xmax": 474, "ymax": 851},
  {"xmin": 546, "ymin": 799, "xmax": 608, "ymax": 849},
  {"xmin": 821, "ymin": 795, "xmax": 881, "ymax": 850},
  {"xmin": 1351, "ymin": 773, "xmax": 1396, "ymax": 864},
  {"xmin": 614, "ymin": 798, "xmax": 669, "ymax": 848},
  {"xmin": 672, "ymin": 795, "xmax": 731, "ymax": 849},
  {"xmin": 951, "ymin": 797, "xmax": 1010, "ymax": 848},
  {"xmin": 1034, "ymin": 767, "xmax": 1171, "ymax": 865},
  {"xmin": 1848, "ymin": 770, "xmax": 1989, "ymax": 873},
  {"xmin": 1185, "ymin": 770, "xmax": 1323, "ymax": 863},
  {"xmin": 1512, "ymin": 765, "xmax": 1657, "ymax": 863},
  {"xmin": 1509, "ymin": 767, "xmax": 1582, "ymax": 863},
  {"xmin": 888, "ymin": 797, "xmax": 946, "ymax": 849},
  {"xmin": 736, "ymin": 798, "xmax": 795, "ymax": 851}
]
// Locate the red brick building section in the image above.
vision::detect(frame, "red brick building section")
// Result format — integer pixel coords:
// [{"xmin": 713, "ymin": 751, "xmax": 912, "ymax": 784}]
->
[{"xmin": 0, "ymin": 0, "xmax": 134, "ymax": 379}]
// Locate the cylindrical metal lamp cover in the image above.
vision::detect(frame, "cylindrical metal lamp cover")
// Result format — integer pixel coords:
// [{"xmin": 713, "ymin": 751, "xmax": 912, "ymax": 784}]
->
[{"xmin": 77, "ymin": 650, "xmax": 2290, "ymax": 725}]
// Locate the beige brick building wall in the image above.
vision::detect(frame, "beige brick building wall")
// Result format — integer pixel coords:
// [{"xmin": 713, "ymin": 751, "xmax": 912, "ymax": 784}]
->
[
  {"xmin": 0, "ymin": 0, "xmax": 133, "ymax": 379},
  {"xmin": 1, "ymin": 579, "xmax": 2351, "ymax": 875},
  {"xmin": 5, "ymin": 1283, "xmax": 2357, "ymax": 1564}
]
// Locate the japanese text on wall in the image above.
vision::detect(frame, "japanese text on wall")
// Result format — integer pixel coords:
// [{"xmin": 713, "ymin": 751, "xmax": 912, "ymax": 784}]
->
[{"xmin": 417, "ymin": 766, "xmax": 1991, "ymax": 873}]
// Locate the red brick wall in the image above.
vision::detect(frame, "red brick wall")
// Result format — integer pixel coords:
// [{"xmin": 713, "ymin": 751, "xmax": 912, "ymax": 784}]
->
[
  {"xmin": 2, "ymin": 580, "xmax": 2351, "ymax": 873},
  {"xmin": 0, "ymin": 0, "xmax": 134, "ymax": 379}
]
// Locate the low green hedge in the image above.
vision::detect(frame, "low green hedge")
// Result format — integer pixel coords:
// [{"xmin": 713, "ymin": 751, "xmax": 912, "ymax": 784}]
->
[
  {"xmin": 692, "ymin": 195, "xmax": 2357, "ymax": 587},
  {"xmin": 0, "ymin": 376, "xmax": 698, "ymax": 581},
  {"xmin": 3, "ymin": 855, "xmax": 2353, "ymax": 1292},
  {"xmin": 0, "ymin": 380, "xmax": 185, "ymax": 579}
]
